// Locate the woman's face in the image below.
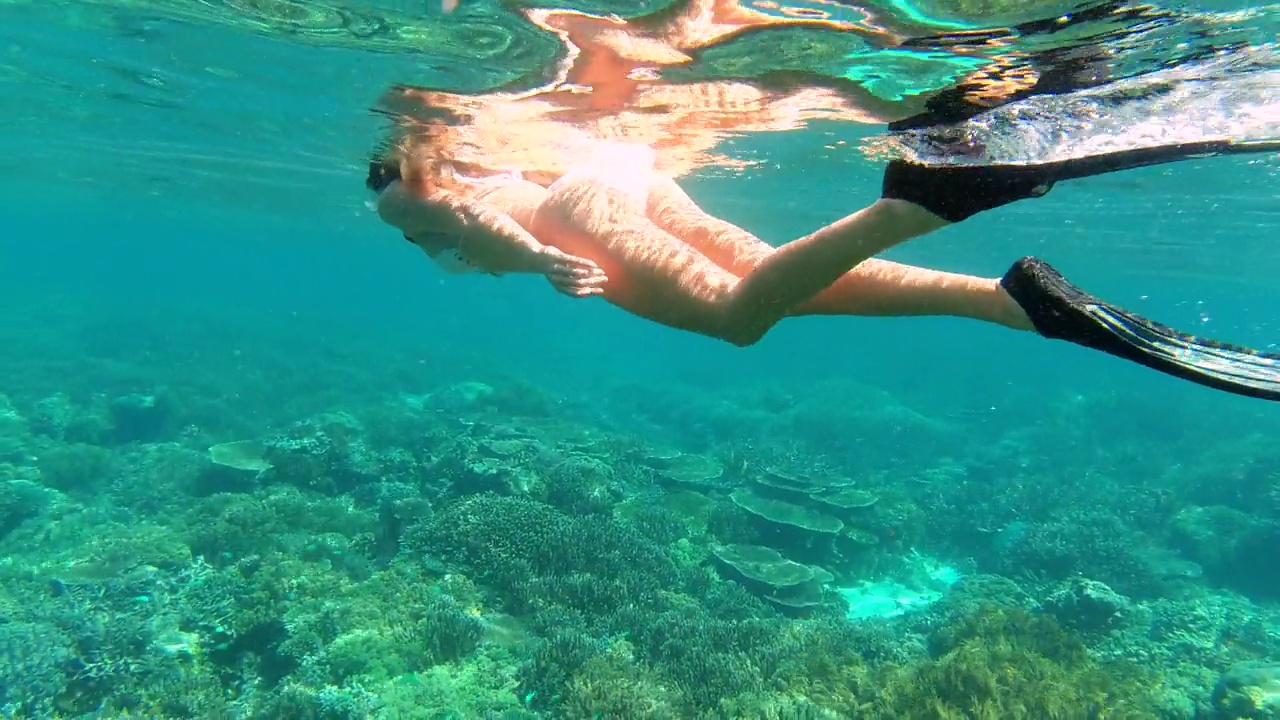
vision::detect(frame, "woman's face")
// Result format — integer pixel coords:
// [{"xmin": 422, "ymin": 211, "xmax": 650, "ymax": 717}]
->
[{"xmin": 373, "ymin": 178, "xmax": 413, "ymax": 227}]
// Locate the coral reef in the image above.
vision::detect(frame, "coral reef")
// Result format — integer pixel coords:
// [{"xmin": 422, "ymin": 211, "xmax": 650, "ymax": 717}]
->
[{"xmin": 0, "ymin": 337, "xmax": 1276, "ymax": 720}]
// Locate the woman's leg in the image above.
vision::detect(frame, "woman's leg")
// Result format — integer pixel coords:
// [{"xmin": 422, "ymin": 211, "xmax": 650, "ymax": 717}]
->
[
  {"xmin": 514, "ymin": 170, "xmax": 1280, "ymax": 402},
  {"xmin": 542, "ymin": 169, "xmax": 1025, "ymax": 345},
  {"xmin": 643, "ymin": 176, "xmax": 1031, "ymax": 332}
]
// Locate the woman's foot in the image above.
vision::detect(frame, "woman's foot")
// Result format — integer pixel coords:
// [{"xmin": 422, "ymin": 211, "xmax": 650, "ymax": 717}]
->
[{"xmin": 1000, "ymin": 256, "xmax": 1280, "ymax": 400}]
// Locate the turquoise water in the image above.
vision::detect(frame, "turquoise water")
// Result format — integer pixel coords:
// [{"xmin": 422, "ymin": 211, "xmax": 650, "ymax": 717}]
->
[{"xmin": 1, "ymin": 0, "xmax": 1279, "ymax": 717}]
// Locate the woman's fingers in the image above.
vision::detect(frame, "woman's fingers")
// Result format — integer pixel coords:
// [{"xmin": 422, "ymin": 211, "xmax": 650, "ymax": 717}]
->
[
  {"xmin": 548, "ymin": 265, "xmax": 607, "ymax": 297},
  {"xmin": 551, "ymin": 263, "xmax": 606, "ymax": 281},
  {"xmin": 544, "ymin": 248, "xmax": 606, "ymax": 297}
]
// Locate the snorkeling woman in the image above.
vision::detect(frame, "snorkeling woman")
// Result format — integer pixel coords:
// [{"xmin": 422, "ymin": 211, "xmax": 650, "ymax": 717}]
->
[
  {"xmin": 370, "ymin": 124, "xmax": 1280, "ymax": 401},
  {"xmin": 368, "ymin": 0, "xmax": 1280, "ymax": 401}
]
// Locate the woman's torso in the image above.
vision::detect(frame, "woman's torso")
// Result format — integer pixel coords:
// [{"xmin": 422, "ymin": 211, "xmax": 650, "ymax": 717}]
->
[{"xmin": 453, "ymin": 155, "xmax": 734, "ymax": 338}]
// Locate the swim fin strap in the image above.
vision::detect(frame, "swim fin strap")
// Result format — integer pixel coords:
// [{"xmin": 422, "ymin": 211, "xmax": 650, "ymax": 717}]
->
[
  {"xmin": 1000, "ymin": 257, "xmax": 1280, "ymax": 401},
  {"xmin": 1035, "ymin": 138, "xmax": 1280, "ymax": 183}
]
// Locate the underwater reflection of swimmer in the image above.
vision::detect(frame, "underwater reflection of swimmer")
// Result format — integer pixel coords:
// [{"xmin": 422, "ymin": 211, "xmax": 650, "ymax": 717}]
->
[{"xmin": 369, "ymin": 1, "xmax": 1280, "ymax": 400}]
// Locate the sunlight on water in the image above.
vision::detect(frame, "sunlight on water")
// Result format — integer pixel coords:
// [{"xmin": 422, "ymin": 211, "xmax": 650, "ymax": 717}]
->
[{"xmin": 0, "ymin": 0, "xmax": 1274, "ymax": 259}]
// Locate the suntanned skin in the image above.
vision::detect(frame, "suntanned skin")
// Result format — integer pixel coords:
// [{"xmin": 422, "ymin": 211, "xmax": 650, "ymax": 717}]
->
[{"xmin": 377, "ymin": 163, "xmax": 1033, "ymax": 347}]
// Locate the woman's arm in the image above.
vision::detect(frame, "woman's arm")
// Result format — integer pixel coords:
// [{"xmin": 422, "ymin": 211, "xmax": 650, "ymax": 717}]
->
[
  {"xmin": 448, "ymin": 194, "xmax": 553, "ymax": 274},
  {"xmin": 377, "ymin": 181, "xmax": 607, "ymax": 295}
]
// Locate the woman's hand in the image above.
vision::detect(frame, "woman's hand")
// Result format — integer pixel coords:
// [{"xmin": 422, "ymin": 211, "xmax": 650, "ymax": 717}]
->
[{"xmin": 539, "ymin": 246, "xmax": 608, "ymax": 297}]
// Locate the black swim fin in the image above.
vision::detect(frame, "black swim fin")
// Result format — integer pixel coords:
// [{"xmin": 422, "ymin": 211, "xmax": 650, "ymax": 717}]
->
[{"xmin": 1000, "ymin": 257, "xmax": 1280, "ymax": 401}]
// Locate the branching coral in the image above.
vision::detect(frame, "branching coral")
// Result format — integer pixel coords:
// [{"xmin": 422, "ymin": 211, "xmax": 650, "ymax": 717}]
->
[{"xmin": 874, "ymin": 606, "xmax": 1164, "ymax": 719}]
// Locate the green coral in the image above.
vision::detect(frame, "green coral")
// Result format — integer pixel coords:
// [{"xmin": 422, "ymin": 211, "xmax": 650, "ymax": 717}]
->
[
  {"xmin": 34, "ymin": 518, "xmax": 192, "ymax": 584},
  {"xmin": 875, "ymin": 606, "xmax": 1164, "ymax": 718},
  {"xmin": 188, "ymin": 554, "xmax": 494, "ymax": 715},
  {"xmin": 406, "ymin": 494, "xmax": 679, "ymax": 622},
  {"xmin": 35, "ymin": 442, "xmax": 121, "ymax": 494},
  {"xmin": 181, "ymin": 486, "xmax": 377, "ymax": 563},
  {"xmin": 559, "ymin": 639, "xmax": 680, "ymax": 719},
  {"xmin": 770, "ymin": 618, "xmax": 876, "ymax": 715},
  {"xmin": 318, "ymin": 590, "xmax": 483, "ymax": 685},
  {"xmin": 376, "ymin": 650, "xmax": 530, "ymax": 719},
  {"xmin": 1212, "ymin": 661, "xmax": 1280, "ymax": 719},
  {"xmin": 0, "ymin": 479, "xmax": 54, "ymax": 541}
]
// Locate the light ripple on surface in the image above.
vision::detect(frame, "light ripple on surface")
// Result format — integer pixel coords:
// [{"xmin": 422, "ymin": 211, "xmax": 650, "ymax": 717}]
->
[{"xmin": 0, "ymin": 0, "xmax": 1275, "ymax": 268}]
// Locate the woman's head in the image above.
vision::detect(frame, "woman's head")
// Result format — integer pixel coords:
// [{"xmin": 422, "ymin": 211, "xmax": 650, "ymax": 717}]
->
[{"xmin": 366, "ymin": 124, "xmax": 466, "ymax": 197}]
